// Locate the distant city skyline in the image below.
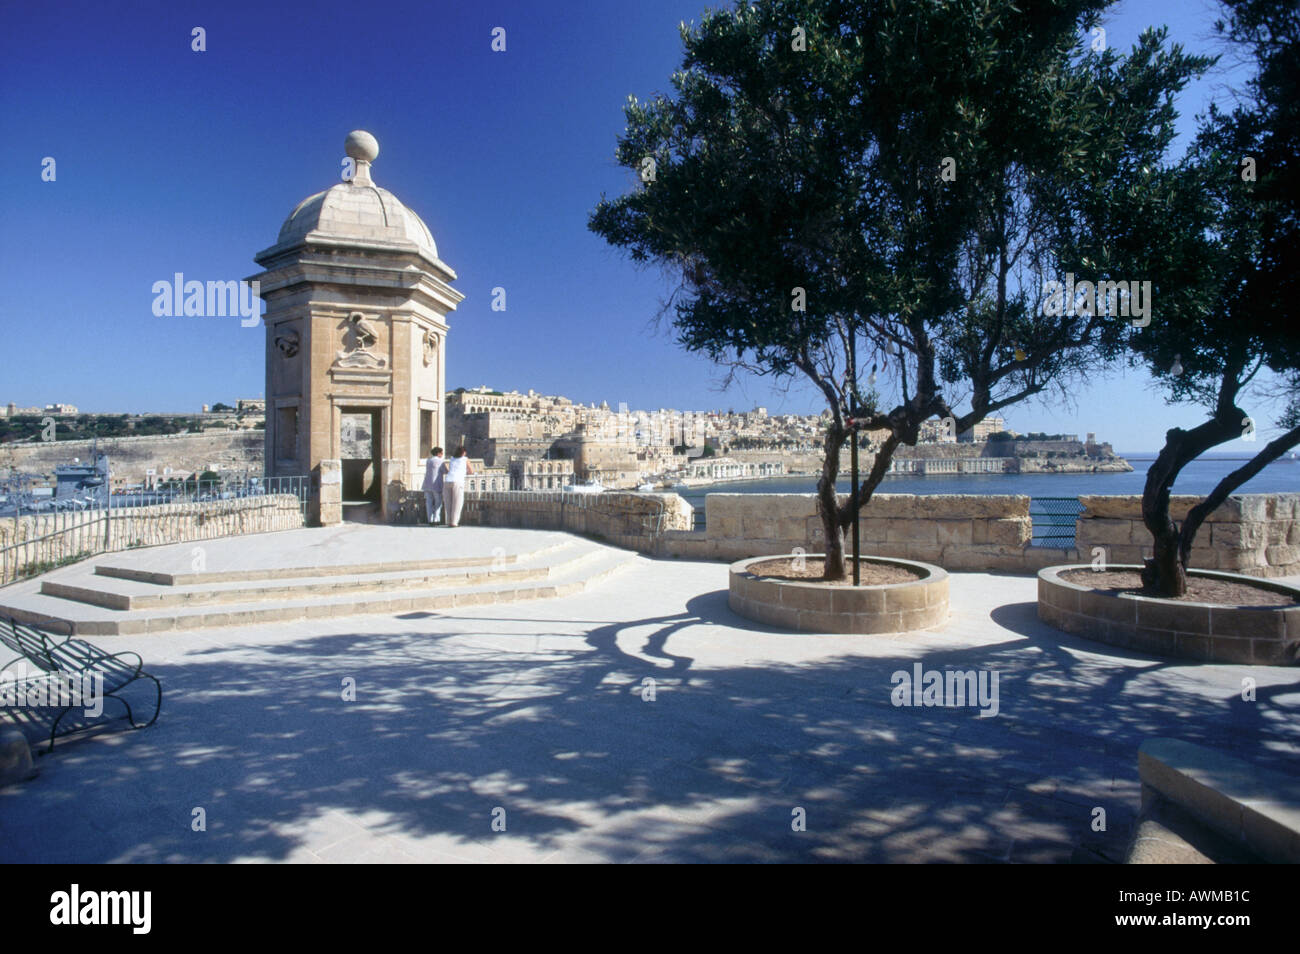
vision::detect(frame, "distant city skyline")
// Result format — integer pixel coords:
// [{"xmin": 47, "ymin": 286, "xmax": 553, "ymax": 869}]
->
[
  {"xmin": 0, "ymin": 384, "xmax": 1182, "ymax": 455},
  {"xmin": 2, "ymin": 0, "xmax": 1289, "ymax": 452}
]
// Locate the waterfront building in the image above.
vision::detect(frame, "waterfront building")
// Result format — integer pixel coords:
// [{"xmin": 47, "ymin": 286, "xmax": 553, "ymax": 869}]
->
[
  {"xmin": 509, "ymin": 457, "xmax": 575, "ymax": 491},
  {"xmin": 685, "ymin": 457, "xmax": 785, "ymax": 481}
]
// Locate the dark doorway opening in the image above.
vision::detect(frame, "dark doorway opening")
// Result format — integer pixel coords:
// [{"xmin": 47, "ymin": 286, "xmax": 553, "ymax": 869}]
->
[{"xmin": 340, "ymin": 408, "xmax": 380, "ymax": 508}]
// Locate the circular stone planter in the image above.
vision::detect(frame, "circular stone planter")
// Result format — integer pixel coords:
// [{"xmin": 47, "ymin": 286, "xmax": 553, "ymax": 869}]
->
[
  {"xmin": 729, "ymin": 554, "xmax": 948, "ymax": 634},
  {"xmin": 1038, "ymin": 565, "xmax": 1300, "ymax": 666}
]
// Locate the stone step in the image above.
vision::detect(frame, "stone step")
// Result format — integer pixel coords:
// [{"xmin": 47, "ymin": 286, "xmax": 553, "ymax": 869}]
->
[
  {"xmin": 38, "ymin": 540, "xmax": 606, "ymax": 611},
  {"xmin": 0, "ymin": 546, "xmax": 637, "ymax": 636},
  {"xmin": 91, "ymin": 537, "xmax": 577, "ymax": 585}
]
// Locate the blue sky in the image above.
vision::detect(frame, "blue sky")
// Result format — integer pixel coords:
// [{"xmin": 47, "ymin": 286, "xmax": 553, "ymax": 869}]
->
[{"xmin": 0, "ymin": 0, "xmax": 1285, "ymax": 451}]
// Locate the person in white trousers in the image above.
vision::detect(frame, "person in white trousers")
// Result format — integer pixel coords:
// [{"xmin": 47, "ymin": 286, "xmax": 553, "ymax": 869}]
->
[
  {"xmin": 422, "ymin": 447, "xmax": 445, "ymax": 525},
  {"xmin": 440, "ymin": 447, "xmax": 474, "ymax": 527}
]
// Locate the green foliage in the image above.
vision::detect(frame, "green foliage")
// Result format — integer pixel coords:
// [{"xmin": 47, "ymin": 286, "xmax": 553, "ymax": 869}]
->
[
  {"xmin": 589, "ymin": 0, "xmax": 1214, "ymax": 576},
  {"xmin": 590, "ymin": 0, "xmax": 1207, "ymax": 456},
  {"xmin": 1120, "ymin": 3, "xmax": 1298, "ymax": 413}
]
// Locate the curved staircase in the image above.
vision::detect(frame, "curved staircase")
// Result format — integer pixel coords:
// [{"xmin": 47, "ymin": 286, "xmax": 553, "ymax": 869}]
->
[{"xmin": 0, "ymin": 526, "xmax": 636, "ymax": 636}]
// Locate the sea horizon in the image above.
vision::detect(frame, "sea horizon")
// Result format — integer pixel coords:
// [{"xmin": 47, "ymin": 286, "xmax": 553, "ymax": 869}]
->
[{"xmin": 674, "ymin": 452, "xmax": 1298, "ymax": 509}]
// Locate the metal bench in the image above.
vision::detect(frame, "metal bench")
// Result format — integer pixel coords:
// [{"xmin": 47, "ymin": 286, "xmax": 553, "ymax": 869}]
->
[{"xmin": 0, "ymin": 615, "xmax": 161, "ymax": 754}]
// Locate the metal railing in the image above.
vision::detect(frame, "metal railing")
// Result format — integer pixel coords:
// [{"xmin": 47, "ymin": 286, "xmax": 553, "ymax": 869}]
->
[
  {"xmin": 0, "ymin": 476, "xmax": 309, "ymax": 587},
  {"xmin": 1029, "ymin": 496, "xmax": 1085, "ymax": 547}
]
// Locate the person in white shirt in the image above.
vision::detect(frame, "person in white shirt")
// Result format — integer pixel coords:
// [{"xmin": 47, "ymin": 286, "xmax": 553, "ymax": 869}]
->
[
  {"xmin": 439, "ymin": 446, "xmax": 474, "ymax": 528},
  {"xmin": 422, "ymin": 447, "xmax": 445, "ymax": 525}
]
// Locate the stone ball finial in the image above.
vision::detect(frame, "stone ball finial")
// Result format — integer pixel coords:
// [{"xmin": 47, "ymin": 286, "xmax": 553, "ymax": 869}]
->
[{"xmin": 345, "ymin": 130, "xmax": 379, "ymax": 163}]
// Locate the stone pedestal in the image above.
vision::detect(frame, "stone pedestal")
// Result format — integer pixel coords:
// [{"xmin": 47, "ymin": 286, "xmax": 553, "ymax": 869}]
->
[
  {"xmin": 319, "ymin": 459, "xmax": 342, "ymax": 526},
  {"xmin": 381, "ymin": 458, "xmax": 406, "ymax": 523}
]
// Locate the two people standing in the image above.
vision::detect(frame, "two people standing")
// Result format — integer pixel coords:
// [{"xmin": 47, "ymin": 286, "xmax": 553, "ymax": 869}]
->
[
  {"xmin": 422, "ymin": 446, "xmax": 474, "ymax": 527},
  {"xmin": 422, "ymin": 446, "xmax": 445, "ymax": 524}
]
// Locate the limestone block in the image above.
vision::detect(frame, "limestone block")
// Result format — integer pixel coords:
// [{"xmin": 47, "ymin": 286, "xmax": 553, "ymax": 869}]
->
[
  {"xmin": 951, "ymin": 544, "xmax": 1021, "ymax": 568},
  {"xmin": 884, "ymin": 518, "xmax": 935, "ymax": 545},
  {"xmin": 1081, "ymin": 495, "xmax": 1200, "ymax": 521},
  {"xmin": 708, "ymin": 513, "xmax": 742, "ymax": 541},
  {"xmin": 904, "ymin": 543, "xmax": 944, "ymax": 565},
  {"xmin": 981, "ymin": 517, "xmax": 1030, "ymax": 546},
  {"xmin": 1265, "ymin": 545, "xmax": 1300, "ymax": 569},
  {"xmin": 1273, "ymin": 495, "xmax": 1300, "ymax": 520},
  {"xmin": 860, "ymin": 494, "xmax": 906, "ymax": 517},
  {"xmin": 1211, "ymin": 521, "xmax": 1263, "ymax": 550},
  {"xmin": 1083, "ymin": 544, "xmax": 1142, "ymax": 566},
  {"xmin": 858, "ymin": 517, "xmax": 888, "ymax": 542},
  {"xmin": 1230, "ymin": 496, "xmax": 1267, "ymax": 523},
  {"xmin": 1077, "ymin": 518, "xmax": 1134, "ymax": 546},
  {"xmin": 774, "ymin": 517, "xmax": 808, "ymax": 542},
  {"xmin": 1128, "ymin": 521, "xmax": 1157, "ymax": 546},
  {"xmin": 705, "ymin": 495, "xmax": 745, "ymax": 524},
  {"xmin": 770, "ymin": 494, "xmax": 818, "ymax": 519},
  {"xmin": 934, "ymin": 519, "xmax": 974, "ymax": 546},
  {"xmin": 1021, "ymin": 546, "xmax": 1072, "ymax": 570}
]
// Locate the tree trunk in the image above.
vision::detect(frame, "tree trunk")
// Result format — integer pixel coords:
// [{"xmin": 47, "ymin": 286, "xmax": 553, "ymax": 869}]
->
[
  {"xmin": 818, "ymin": 424, "xmax": 846, "ymax": 579},
  {"xmin": 840, "ymin": 430, "xmax": 901, "ymax": 539},
  {"xmin": 1140, "ymin": 438, "xmax": 1189, "ymax": 596},
  {"xmin": 1140, "ymin": 410, "xmax": 1246, "ymax": 596}
]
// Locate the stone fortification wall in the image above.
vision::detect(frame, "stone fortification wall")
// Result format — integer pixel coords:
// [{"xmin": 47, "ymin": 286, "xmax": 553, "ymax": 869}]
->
[
  {"xmin": 1076, "ymin": 494, "xmax": 1300, "ymax": 578},
  {"xmin": 0, "ymin": 431, "xmax": 265, "ymax": 482}
]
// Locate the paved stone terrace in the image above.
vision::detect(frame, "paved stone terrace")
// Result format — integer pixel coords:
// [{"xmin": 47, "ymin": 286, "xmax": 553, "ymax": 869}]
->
[{"xmin": 2, "ymin": 527, "xmax": 1297, "ymax": 863}]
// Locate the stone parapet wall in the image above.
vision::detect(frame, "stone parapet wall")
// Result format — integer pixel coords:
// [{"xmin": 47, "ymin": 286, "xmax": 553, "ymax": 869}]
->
[
  {"xmin": 1076, "ymin": 494, "xmax": 1300, "ymax": 577},
  {"xmin": 391, "ymin": 490, "xmax": 693, "ymax": 551},
  {"xmin": 379, "ymin": 488, "xmax": 1300, "ymax": 577},
  {"xmin": 0, "ymin": 494, "xmax": 304, "ymax": 584},
  {"xmin": 664, "ymin": 493, "xmax": 1068, "ymax": 572}
]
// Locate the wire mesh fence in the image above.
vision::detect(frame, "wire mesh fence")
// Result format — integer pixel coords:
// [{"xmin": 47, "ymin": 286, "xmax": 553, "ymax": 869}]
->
[{"xmin": 1029, "ymin": 496, "xmax": 1085, "ymax": 547}]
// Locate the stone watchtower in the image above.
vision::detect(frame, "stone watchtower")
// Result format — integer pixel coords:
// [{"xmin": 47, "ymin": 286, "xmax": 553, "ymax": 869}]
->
[{"xmin": 251, "ymin": 131, "xmax": 463, "ymax": 524}]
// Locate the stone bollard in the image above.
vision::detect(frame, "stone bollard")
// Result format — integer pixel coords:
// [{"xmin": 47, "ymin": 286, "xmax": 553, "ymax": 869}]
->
[{"xmin": 0, "ymin": 729, "xmax": 36, "ymax": 786}]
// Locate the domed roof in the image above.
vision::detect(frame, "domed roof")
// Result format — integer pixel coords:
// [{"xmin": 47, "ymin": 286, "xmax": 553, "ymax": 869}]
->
[{"xmin": 272, "ymin": 131, "xmax": 439, "ymax": 260}]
